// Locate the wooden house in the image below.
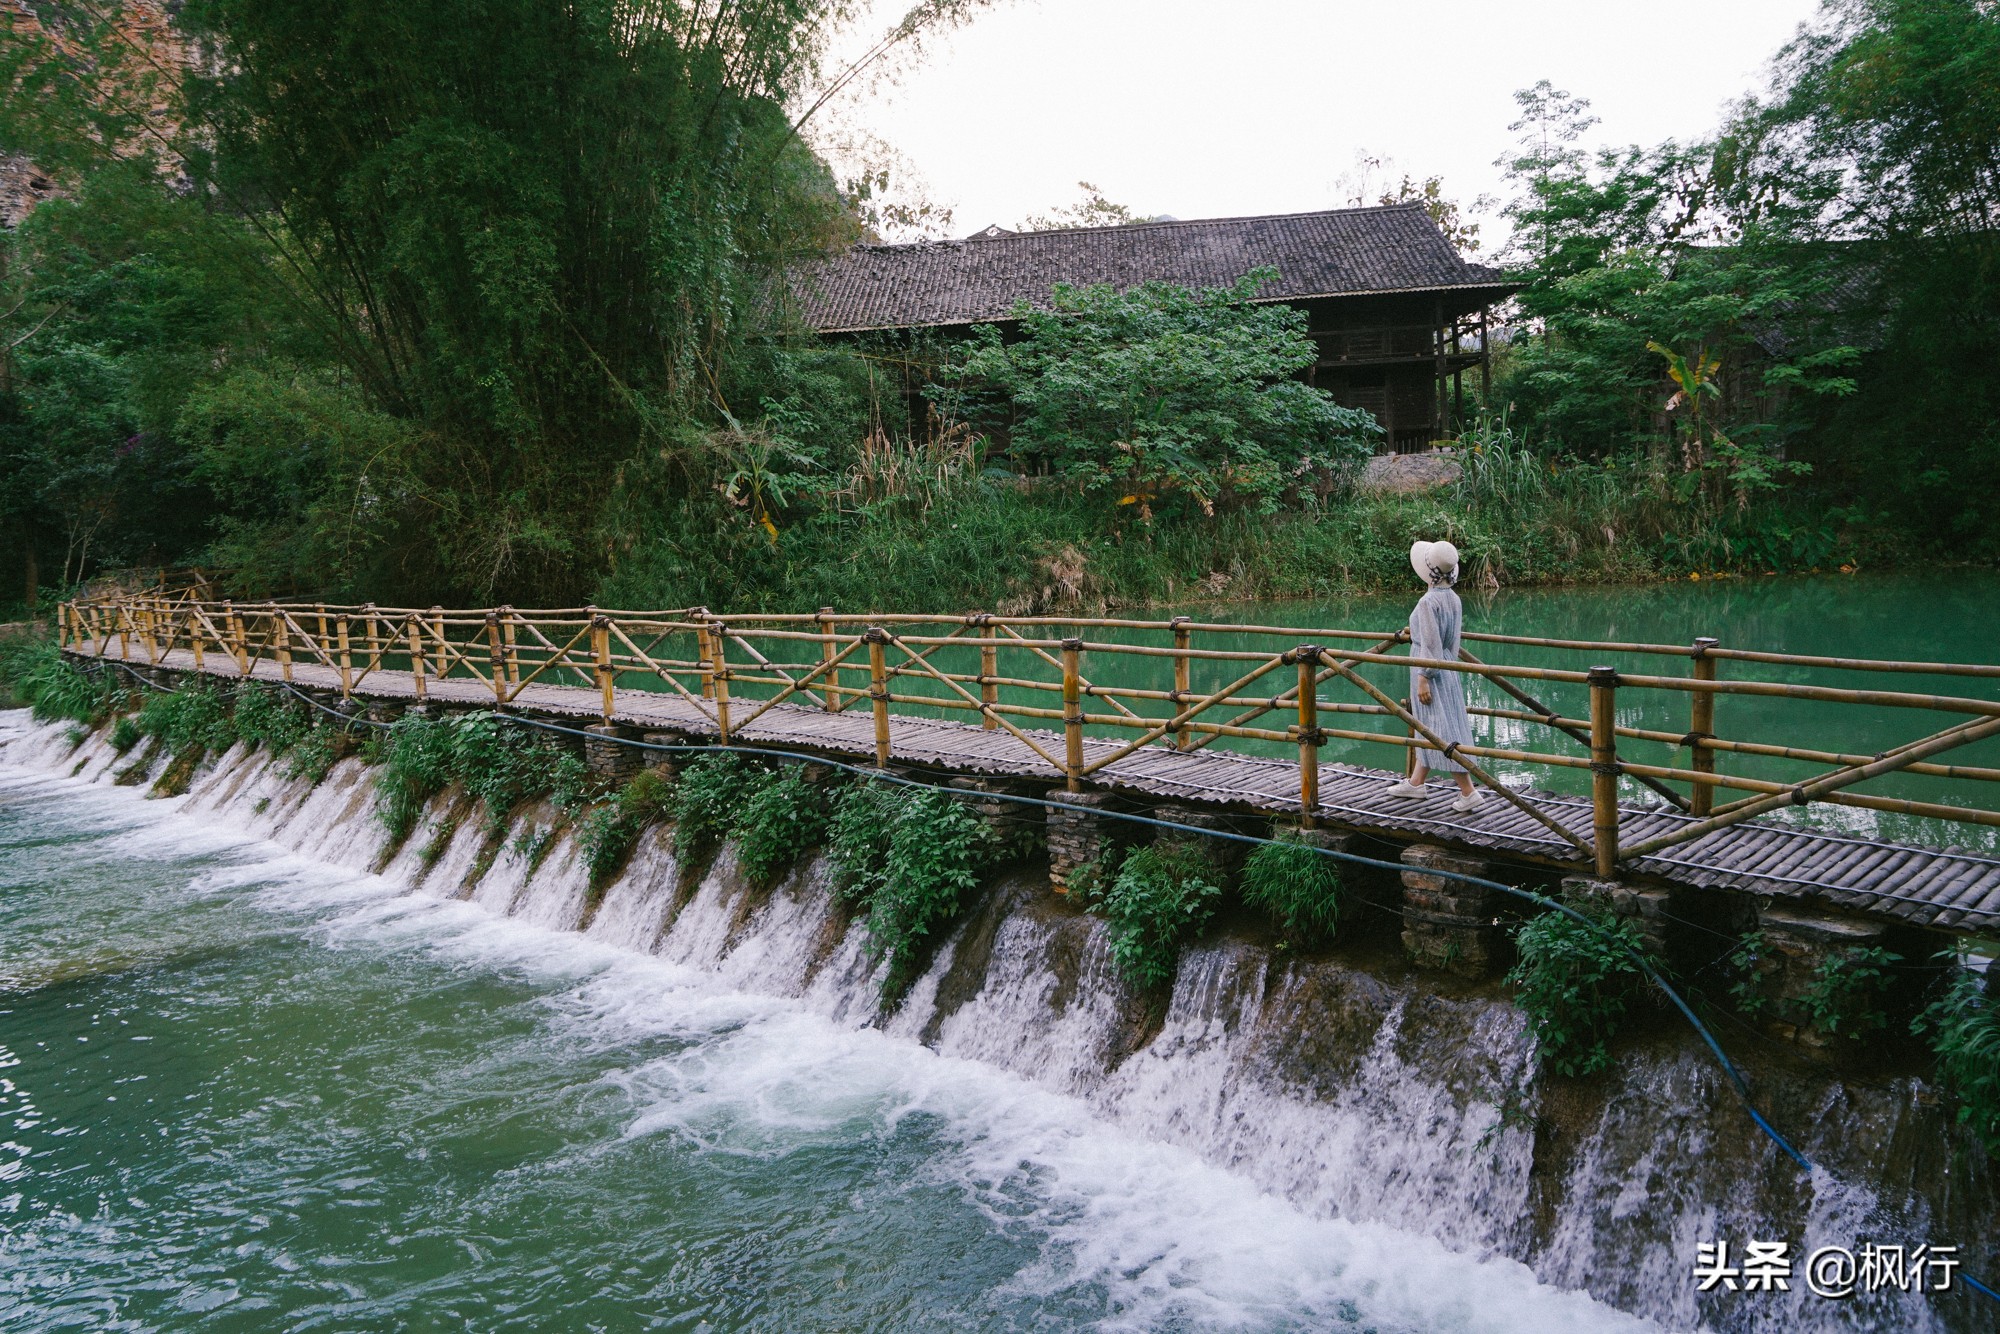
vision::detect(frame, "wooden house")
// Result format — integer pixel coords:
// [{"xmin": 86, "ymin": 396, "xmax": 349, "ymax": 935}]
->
[{"xmin": 790, "ymin": 202, "xmax": 1517, "ymax": 453}]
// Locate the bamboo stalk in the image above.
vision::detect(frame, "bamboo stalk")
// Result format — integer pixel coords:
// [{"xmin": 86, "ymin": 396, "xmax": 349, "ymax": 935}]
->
[
  {"xmin": 880, "ymin": 633, "xmax": 1067, "ymax": 772},
  {"xmin": 1589, "ymin": 666, "xmax": 1620, "ymax": 878},
  {"xmin": 592, "ymin": 613, "xmax": 614, "ymax": 721},
  {"xmin": 980, "ymin": 616, "xmax": 999, "ymax": 732},
  {"xmin": 486, "ymin": 612, "xmax": 507, "ymax": 703},
  {"xmin": 866, "ymin": 628, "xmax": 891, "ymax": 766},
  {"xmin": 1061, "ymin": 638, "xmax": 1084, "ymax": 793},
  {"xmin": 336, "ymin": 614, "xmax": 352, "ymax": 697},
  {"xmin": 1297, "ymin": 647, "xmax": 1321, "ymax": 827},
  {"xmin": 1623, "ymin": 714, "xmax": 2000, "ymax": 859},
  {"xmin": 730, "ymin": 638, "xmax": 866, "ymax": 733},
  {"xmin": 275, "ymin": 606, "xmax": 293, "ymax": 683},
  {"xmin": 1172, "ymin": 617, "xmax": 1192, "ymax": 750},
  {"xmin": 1078, "ymin": 652, "xmax": 1291, "ymax": 776},
  {"xmin": 408, "ymin": 616, "xmax": 426, "ymax": 701},
  {"xmin": 1689, "ymin": 638, "xmax": 1719, "ymax": 817},
  {"xmin": 709, "ymin": 621, "xmax": 732, "ymax": 743},
  {"xmin": 820, "ymin": 608, "xmax": 842, "ymax": 715}
]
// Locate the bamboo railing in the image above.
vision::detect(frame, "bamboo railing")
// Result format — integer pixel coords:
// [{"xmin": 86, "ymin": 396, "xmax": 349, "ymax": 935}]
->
[{"xmin": 56, "ymin": 592, "xmax": 2000, "ymax": 876}]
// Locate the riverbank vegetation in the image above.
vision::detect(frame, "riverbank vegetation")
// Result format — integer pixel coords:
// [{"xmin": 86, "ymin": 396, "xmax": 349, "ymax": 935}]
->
[{"xmin": 0, "ymin": 0, "xmax": 1994, "ymax": 617}]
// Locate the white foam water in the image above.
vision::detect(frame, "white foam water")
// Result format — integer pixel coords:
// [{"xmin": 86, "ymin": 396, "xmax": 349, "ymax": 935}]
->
[{"xmin": 0, "ymin": 709, "xmax": 1660, "ymax": 1331}]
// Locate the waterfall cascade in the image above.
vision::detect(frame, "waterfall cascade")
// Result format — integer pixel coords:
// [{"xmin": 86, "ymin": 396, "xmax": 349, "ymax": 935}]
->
[{"xmin": 7, "ymin": 715, "xmax": 1994, "ymax": 1334}]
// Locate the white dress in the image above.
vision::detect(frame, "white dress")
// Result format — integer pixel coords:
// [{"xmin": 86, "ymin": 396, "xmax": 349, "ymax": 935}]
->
[{"xmin": 1409, "ymin": 585, "xmax": 1472, "ymax": 774}]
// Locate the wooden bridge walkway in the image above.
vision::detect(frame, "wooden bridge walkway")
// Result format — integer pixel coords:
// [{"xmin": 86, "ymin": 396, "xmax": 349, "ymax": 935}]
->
[{"xmin": 109, "ymin": 644, "xmax": 2000, "ymax": 935}]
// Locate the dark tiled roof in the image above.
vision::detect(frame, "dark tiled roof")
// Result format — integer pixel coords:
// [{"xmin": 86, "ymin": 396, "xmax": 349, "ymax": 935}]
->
[{"xmin": 791, "ymin": 203, "xmax": 1513, "ymax": 333}]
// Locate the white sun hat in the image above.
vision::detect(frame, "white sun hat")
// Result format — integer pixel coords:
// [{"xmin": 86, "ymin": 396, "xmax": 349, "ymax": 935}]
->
[{"xmin": 1409, "ymin": 539, "xmax": 1460, "ymax": 586}]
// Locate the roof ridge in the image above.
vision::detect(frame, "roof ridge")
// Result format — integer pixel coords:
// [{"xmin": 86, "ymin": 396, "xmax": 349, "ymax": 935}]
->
[{"xmin": 925, "ymin": 201, "xmax": 1432, "ymax": 249}]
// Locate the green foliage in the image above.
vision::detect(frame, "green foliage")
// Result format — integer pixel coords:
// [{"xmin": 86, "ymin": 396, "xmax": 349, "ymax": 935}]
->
[
  {"xmin": 826, "ymin": 779, "xmax": 902, "ymax": 906},
  {"xmin": 733, "ymin": 771, "xmax": 831, "ymax": 889},
  {"xmin": 1093, "ymin": 844, "xmax": 1222, "ymax": 991},
  {"xmin": 136, "ymin": 679, "xmax": 237, "ymax": 757},
  {"xmin": 1912, "ymin": 962, "xmax": 2000, "ymax": 1156},
  {"xmin": 1727, "ymin": 930, "xmax": 1772, "ymax": 1017},
  {"xmin": 282, "ymin": 720, "xmax": 344, "ymax": 786},
  {"xmin": 374, "ymin": 715, "xmax": 457, "ymax": 845},
  {"xmin": 669, "ymin": 754, "xmax": 768, "ymax": 861},
  {"xmin": 444, "ymin": 712, "xmax": 552, "ymax": 832},
  {"xmin": 823, "ymin": 779, "xmax": 994, "ymax": 997},
  {"xmin": 933, "ymin": 272, "xmax": 1380, "ymax": 524},
  {"xmin": 1507, "ymin": 905, "xmax": 1653, "ymax": 1078},
  {"xmin": 109, "ymin": 715, "xmax": 143, "ymax": 753},
  {"xmin": 1241, "ymin": 829, "xmax": 1343, "ymax": 949},
  {"xmin": 1804, "ymin": 945, "xmax": 1903, "ymax": 1040},
  {"xmin": 231, "ymin": 682, "xmax": 309, "ymax": 757},
  {"xmin": 577, "ymin": 770, "xmax": 675, "ymax": 888},
  {"xmin": 0, "ymin": 638, "xmax": 109, "ymax": 724},
  {"xmin": 866, "ymin": 790, "xmax": 993, "ymax": 1000}
]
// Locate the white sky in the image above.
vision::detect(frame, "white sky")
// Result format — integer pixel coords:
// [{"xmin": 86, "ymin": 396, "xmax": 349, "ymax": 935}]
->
[{"xmin": 830, "ymin": 0, "xmax": 1825, "ymax": 250}]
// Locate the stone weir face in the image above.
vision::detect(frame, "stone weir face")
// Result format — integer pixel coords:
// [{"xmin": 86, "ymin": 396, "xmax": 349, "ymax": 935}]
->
[{"xmin": 5, "ymin": 714, "xmax": 1996, "ymax": 1334}]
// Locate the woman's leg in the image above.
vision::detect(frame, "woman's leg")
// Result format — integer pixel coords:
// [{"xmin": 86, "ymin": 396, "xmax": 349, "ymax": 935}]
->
[{"xmin": 1454, "ymin": 772, "xmax": 1474, "ymax": 797}]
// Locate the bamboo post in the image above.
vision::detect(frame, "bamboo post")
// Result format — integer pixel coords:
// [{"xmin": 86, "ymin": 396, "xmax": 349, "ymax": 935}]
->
[
  {"xmin": 1589, "ymin": 665, "xmax": 1620, "ymax": 878},
  {"xmin": 487, "ymin": 612, "xmax": 507, "ymax": 703},
  {"xmin": 364, "ymin": 603, "xmax": 382, "ymax": 675},
  {"xmin": 1171, "ymin": 616, "xmax": 1193, "ymax": 750},
  {"xmin": 865, "ymin": 627, "xmax": 891, "ymax": 765},
  {"xmin": 138, "ymin": 598, "xmax": 157, "ymax": 664},
  {"xmin": 1402, "ymin": 697, "xmax": 1415, "ymax": 778},
  {"xmin": 336, "ymin": 614, "xmax": 352, "ymax": 698},
  {"xmin": 708, "ymin": 620, "xmax": 732, "ymax": 744},
  {"xmin": 118, "ymin": 602, "xmax": 131, "ymax": 660},
  {"xmin": 979, "ymin": 615, "xmax": 999, "ymax": 731},
  {"xmin": 430, "ymin": 606, "xmax": 447, "ymax": 679},
  {"xmin": 408, "ymin": 617, "xmax": 428, "ymax": 701},
  {"xmin": 502, "ymin": 607, "xmax": 520, "ymax": 690},
  {"xmin": 1296, "ymin": 645, "xmax": 1321, "ymax": 828},
  {"xmin": 590, "ymin": 612, "xmax": 614, "ymax": 721},
  {"xmin": 274, "ymin": 604, "xmax": 293, "ymax": 683},
  {"xmin": 818, "ymin": 607, "xmax": 841, "ymax": 713},
  {"xmin": 190, "ymin": 603, "xmax": 203, "ymax": 671},
  {"xmin": 226, "ymin": 601, "xmax": 249, "ymax": 674},
  {"xmin": 1689, "ymin": 637, "xmax": 1719, "ymax": 817},
  {"xmin": 1061, "ymin": 637, "xmax": 1085, "ymax": 793},
  {"xmin": 695, "ymin": 609, "xmax": 716, "ymax": 701}
]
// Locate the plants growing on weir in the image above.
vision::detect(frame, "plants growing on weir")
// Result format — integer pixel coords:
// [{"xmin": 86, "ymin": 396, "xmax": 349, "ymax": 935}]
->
[
  {"xmin": 668, "ymin": 754, "xmax": 768, "ymax": 861},
  {"xmin": 1091, "ymin": 844, "xmax": 1222, "ymax": 992},
  {"xmin": 733, "ymin": 770, "xmax": 831, "ymax": 890},
  {"xmin": 1507, "ymin": 904, "xmax": 1655, "ymax": 1078},
  {"xmin": 578, "ymin": 770, "xmax": 674, "ymax": 889},
  {"xmin": 0, "ymin": 639, "xmax": 113, "ymax": 725},
  {"xmin": 1912, "ymin": 958, "xmax": 2000, "ymax": 1156},
  {"xmin": 1803, "ymin": 945, "xmax": 1903, "ymax": 1041},
  {"xmin": 374, "ymin": 709, "xmax": 591, "ymax": 844},
  {"xmin": 1240, "ymin": 828, "xmax": 1343, "ymax": 949}
]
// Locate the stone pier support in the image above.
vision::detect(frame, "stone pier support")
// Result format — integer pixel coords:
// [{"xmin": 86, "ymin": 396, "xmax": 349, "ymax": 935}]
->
[
  {"xmin": 1044, "ymin": 790, "xmax": 1124, "ymax": 893},
  {"xmin": 946, "ymin": 776, "xmax": 1042, "ymax": 858},
  {"xmin": 1739, "ymin": 907, "xmax": 1895, "ymax": 1053},
  {"xmin": 1400, "ymin": 844, "xmax": 1505, "ymax": 978},
  {"xmin": 1561, "ymin": 875, "xmax": 1673, "ymax": 961},
  {"xmin": 583, "ymin": 723, "xmax": 642, "ymax": 783},
  {"xmin": 1153, "ymin": 803, "xmax": 1246, "ymax": 889},
  {"xmin": 637, "ymin": 730, "xmax": 694, "ymax": 781}
]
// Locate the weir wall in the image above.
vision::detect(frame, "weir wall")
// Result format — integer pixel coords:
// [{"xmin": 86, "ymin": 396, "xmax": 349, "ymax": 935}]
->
[{"xmin": 4, "ymin": 708, "xmax": 1996, "ymax": 1333}]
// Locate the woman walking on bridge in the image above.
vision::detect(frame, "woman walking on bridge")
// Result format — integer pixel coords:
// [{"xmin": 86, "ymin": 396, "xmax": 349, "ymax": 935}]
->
[{"xmin": 1385, "ymin": 539, "xmax": 1482, "ymax": 812}]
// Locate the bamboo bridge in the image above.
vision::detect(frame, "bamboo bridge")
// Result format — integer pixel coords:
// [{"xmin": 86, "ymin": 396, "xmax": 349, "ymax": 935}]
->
[{"xmin": 56, "ymin": 593, "xmax": 2000, "ymax": 937}]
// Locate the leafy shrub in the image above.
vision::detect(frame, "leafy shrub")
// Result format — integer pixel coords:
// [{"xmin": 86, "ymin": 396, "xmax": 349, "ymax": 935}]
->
[
  {"xmin": 1094, "ymin": 843, "xmax": 1222, "ymax": 991},
  {"xmin": 375, "ymin": 715, "xmax": 457, "ymax": 843},
  {"xmin": 1, "ymin": 639, "xmax": 108, "ymax": 724},
  {"xmin": 1507, "ymin": 906, "xmax": 1654, "ymax": 1078},
  {"xmin": 866, "ymin": 790, "xmax": 992, "ymax": 999},
  {"xmin": 282, "ymin": 720, "xmax": 344, "ymax": 785},
  {"xmin": 733, "ymin": 770, "xmax": 830, "ymax": 888},
  {"xmin": 110, "ymin": 715, "xmax": 144, "ymax": 753},
  {"xmin": 232, "ymin": 682, "xmax": 309, "ymax": 757},
  {"xmin": 446, "ymin": 711, "xmax": 551, "ymax": 831},
  {"xmin": 826, "ymin": 779, "xmax": 900, "ymax": 905},
  {"xmin": 1804, "ymin": 945, "xmax": 1903, "ymax": 1040},
  {"xmin": 1727, "ymin": 929, "xmax": 1772, "ymax": 1016},
  {"xmin": 1912, "ymin": 963, "xmax": 2000, "ymax": 1156},
  {"xmin": 137, "ymin": 679, "xmax": 238, "ymax": 757},
  {"xmin": 669, "ymin": 753, "xmax": 768, "ymax": 860},
  {"xmin": 578, "ymin": 769, "xmax": 675, "ymax": 887},
  {"xmin": 1241, "ymin": 828, "xmax": 1342, "ymax": 948}
]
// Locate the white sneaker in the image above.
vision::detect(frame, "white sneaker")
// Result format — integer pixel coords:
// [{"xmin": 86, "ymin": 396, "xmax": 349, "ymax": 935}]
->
[
  {"xmin": 1384, "ymin": 780, "xmax": 1426, "ymax": 799},
  {"xmin": 1450, "ymin": 789, "xmax": 1485, "ymax": 813}
]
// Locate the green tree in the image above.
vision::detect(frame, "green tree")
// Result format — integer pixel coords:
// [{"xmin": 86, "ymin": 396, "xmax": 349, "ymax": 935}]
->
[{"xmin": 932, "ymin": 270, "xmax": 1380, "ymax": 523}]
